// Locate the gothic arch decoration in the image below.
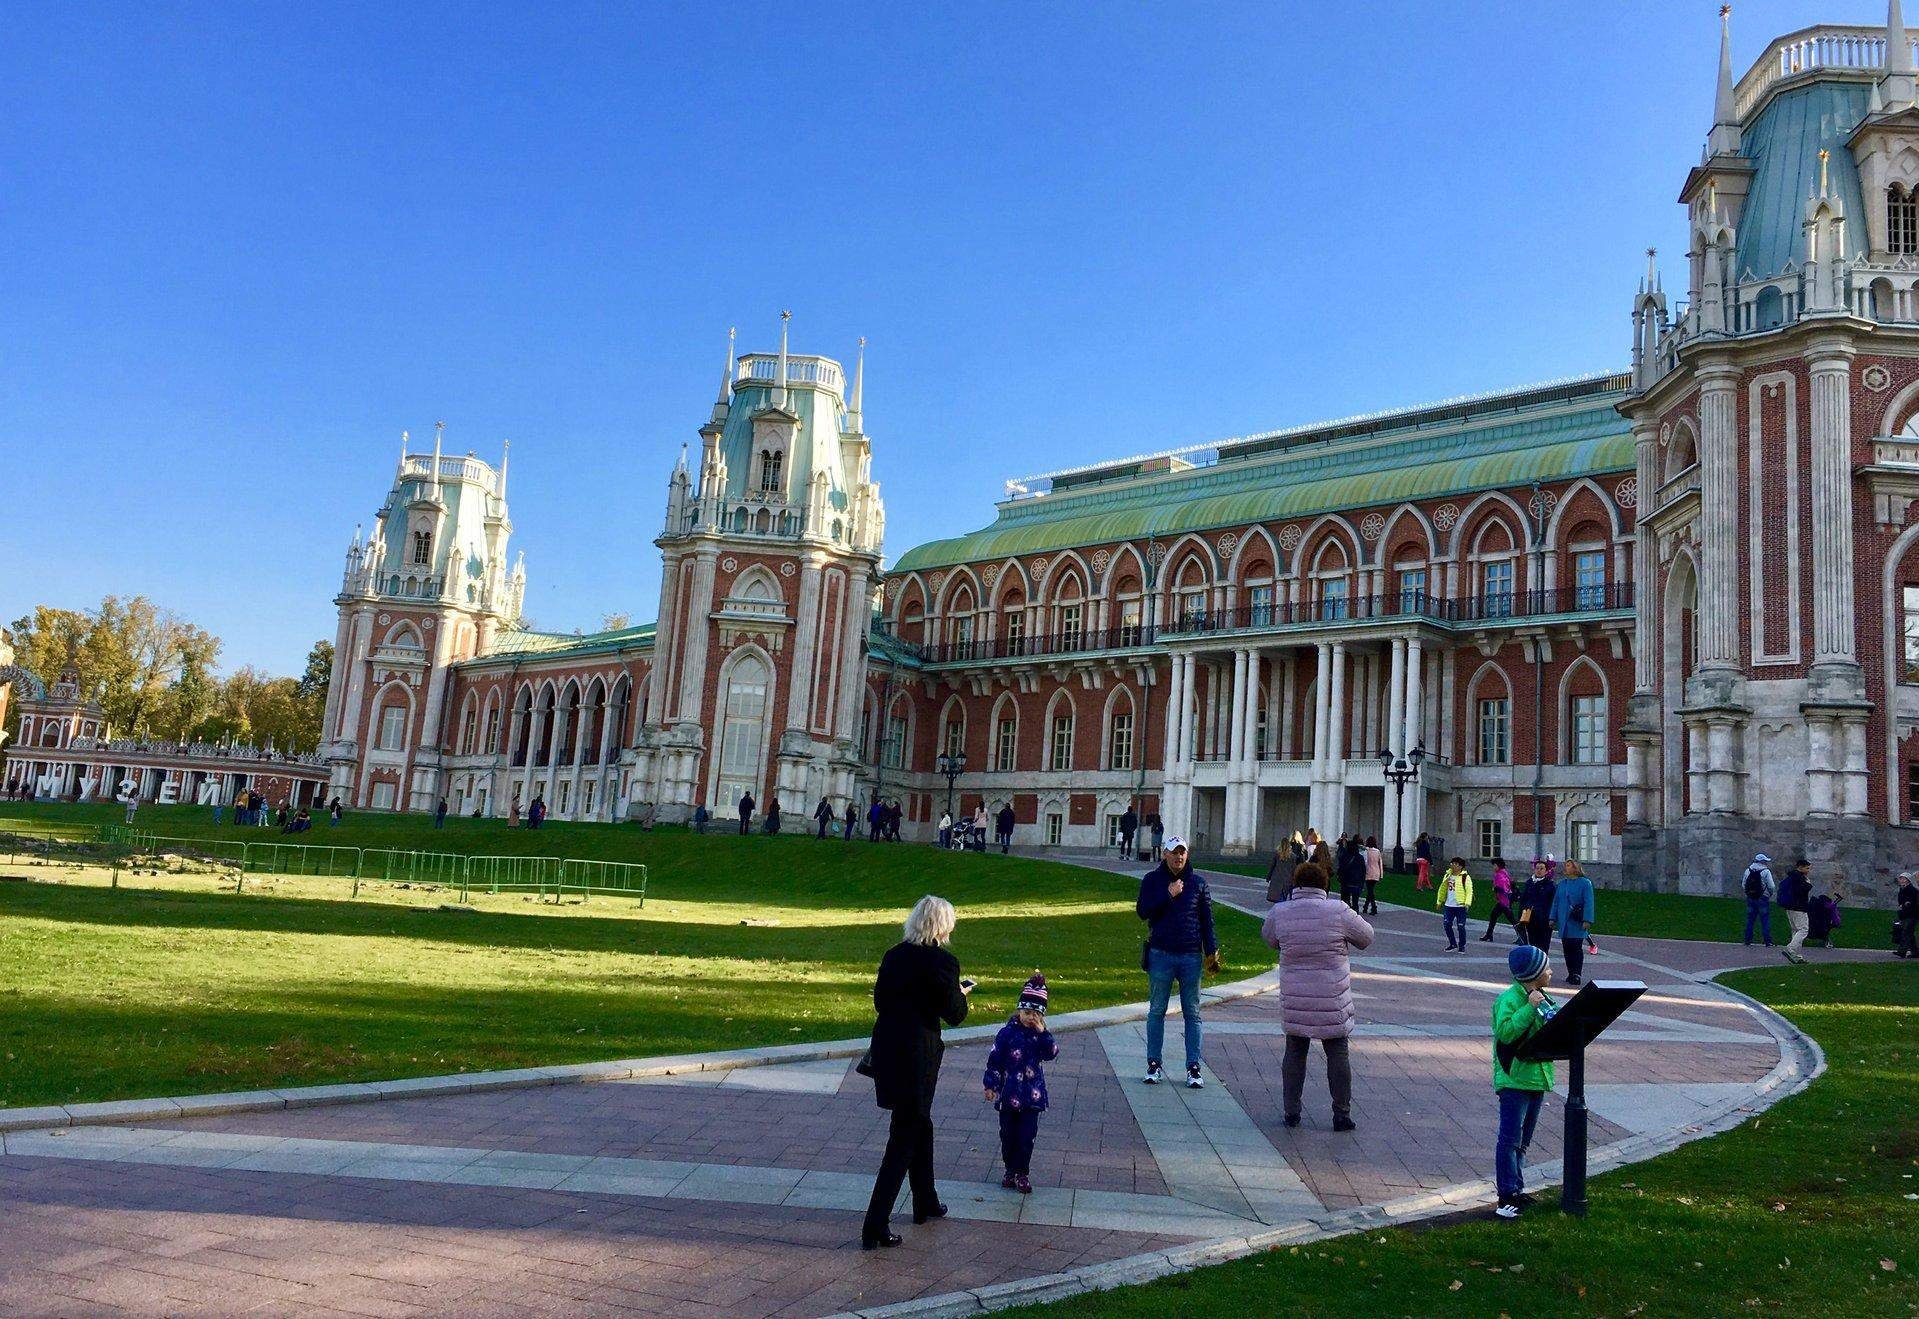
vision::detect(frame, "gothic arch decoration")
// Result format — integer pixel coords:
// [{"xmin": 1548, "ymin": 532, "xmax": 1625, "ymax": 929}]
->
[
  {"xmin": 1291, "ymin": 514, "xmax": 1362, "ymax": 587},
  {"xmin": 1462, "ymin": 660, "xmax": 1514, "ymax": 766},
  {"xmin": 1880, "ymin": 373, "xmax": 1919, "ymax": 438},
  {"xmin": 369, "ymin": 678, "xmax": 417, "ymax": 755},
  {"xmin": 988, "ymin": 690, "xmax": 1021, "ymax": 770},
  {"xmin": 1544, "ymin": 477, "xmax": 1625, "ymax": 545},
  {"xmin": 384, "ymin": 621, "xmax": 424, "ymax": 650},
  {"xmin": 989, "ymin": 558, "xmax": 1031, "ymax": 612},
  {"xmin": 935, "ymin": 564, "xmax": 983, "ymax": 618},
  {"xmin": 1663, "ymin": 417, "xmax": 1700, "ymax": 482},
  {"xmin": 1447, "ymin": 490, "xmax": 1531, "ymax": 563},
  {"xmin": 937, "ymin": 692, "xmax": 968, "ymax": 760},
  {"xmin": 1098, "ymin": 542, "xmax": 1147, "ymax": 599},
  {"xmin": 1555, "ymin": 655, "xmax": 1611, "ymax": 763},
  {"xmin": 708, "ymin": 642, "xmax": 778, "ymax": 807},
  {"xmin": 1226, "ymin": 525, "xmax": 1280, "ymax": 584},
  {"xmin": 1370, "ymin": 504, "xmax": 1439, "ymax": 570},
  {"xmin": 455, "ymin": 688, "xmax": 480, "ymax": 755},
  {"xmin": 1158, "ymin": 533, "xmax": 1220, "ymax": 598},
  {"xmin": 1034, "ymin": 549, "xmax": 1093, "ymax": 607},
  {"xmin": 1042, "ymin": 688, "xmax": 1078, "ymax": 772},
  {"xmin": 480, "ymin": 686, "xmax": 505, "ymax": 753}
]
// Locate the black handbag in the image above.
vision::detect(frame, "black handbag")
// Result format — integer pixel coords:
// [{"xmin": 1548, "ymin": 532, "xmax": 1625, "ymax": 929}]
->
[{"xmin": 855, "ymin": 1047, "xmax": 875, "ymax": 1078}]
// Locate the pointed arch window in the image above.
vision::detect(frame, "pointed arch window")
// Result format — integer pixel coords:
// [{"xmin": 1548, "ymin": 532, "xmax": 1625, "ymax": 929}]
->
[
  {"xmin": 759, "ymin": 449, "xmax": 785, "ymax": 493},
  {"xmin": 411, "ymin": 530, "xmax": 432, "ymax": 565},
  {"xmin": 1891, "ymin": 185, "xmax": 1918, "ymax": 256}
]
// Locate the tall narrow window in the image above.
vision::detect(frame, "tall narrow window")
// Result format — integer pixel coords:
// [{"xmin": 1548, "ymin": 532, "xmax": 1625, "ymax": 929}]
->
[
  {"xmin": 483, "ymin": 707, "xmax": 501, "ymax": 752},
  {"xmin": 995, "ymin": 717, "xmax": 1017, "ymax": 771},
  {"xmin": 1397, "ymin": 567, "xmax": 1427, "ymax": 614},
  {"xmin": 1119, "ymin": 599, "xmax": 1143, "ymax": 647},
  {"xmin": 1568, "ymin": 818, "xmax": 1599, "ymax": 862},
  {"xmin": 1893, "ymin": 185, "xmax": 1919, "ymax": 256},
  {"xmin": 1903, "ymin": 585, "xmax": 1919, "ymax": 682},
  {"xmin": 412, "ymin": 530, "xmax": 432, "ymax": 565},
  {"xmin": 1051, "ymin": 714, "xmax": 1075, "ymax": 771},
  {"xmin": 884, "ymin": 712, "xmax": 907, "ymax": 769},
  {"xmin": 459, "ymin": 707, "xmax": 478, "ymax": 755},
  {"xmin": 944, "ymin": 716, "xmax": 964, "ymax": 760},
  {"xmin": 1573, "ymin": 551, "xmax": 1607, "ymax": 610},
  {"xmin": 379, "ymin": 705, "xmax": 408, "ymax": 752},
  {"xmin": 717, "ymin": 656, "xmax": 770, "ymax": 807},
  {"xmin": 1477, "ymin": 697, "xmax": 1511, "ymax": 765},
  {"xmin": 1247, "ymin": 583, "xmax": 1275, "ymax": 627},
  {"xmin": 1571, "ymin": 694, "xmax": 1606, "ymax": 764},
  {"xmin": 1181, "ymin": 590, "xmax": 1207, "ymax": 628},
  {"xmin": 1004, "ymin": 610, "xmax": 1027, "ymax": 657},
  {"xmin": 1478, "ymin": 818, "xmax": 1504, "ymax": 861},
  {"xmin": 1319, "ymin": 577, "xmax": 1349, "ymax": 622},
  {"xmin": 1058, "ymin": 602, "xmax": 1083, "ymax": 649},
  {"xmin": 1109, "ymin": 711, "xmax": 1134, "ymax": 770},
  {"xmin": 759, "ymin": 449, "xmax": 784, "ymax": 493},
  {"xmin": 1482, "ymin": 560, "xmax": 1514, "ymax": 618},
  {"xmin": 950, "ymin": 614, "xmax": 974, "ymax": 658}
]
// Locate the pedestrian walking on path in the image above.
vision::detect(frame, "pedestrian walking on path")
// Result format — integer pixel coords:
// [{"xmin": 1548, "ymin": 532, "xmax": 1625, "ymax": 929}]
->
[
  {"xmin": 1414, "ymin": 832, "xmax": 1433, "ymax": 890},
  {"xmin": 1481, "ymin": 857, "xmax": 1518, "ymax": 942},
  {"xmin": 1117, "ymin": 807, "xmax": 1138, "ymax": 858},
  {"xmin": 1148, "ymin": 814, "xmax": 1165, "ymax": 861},
  {"xmin": 1550, "ymin": 859, "xmax": 1596, "ymax": 985},
  {"xmin": 996, "ymin": 801, "xmax": 1015, "ymax": 853},
  {"xmin": 814, "ymin": 798, "xmax": 834, "ymax": 839},
  {"xmin": 1742, "ymin": 853, "xmax": 1776, "ymax": 946},
  {"xmin": 1518, "ymin": 859, "xmax": 1556, "ymax": 951},
  {"xmin": 737, "ymin": 792, "xmax": 754, "ymax": 835},
  {"xmin": 1493, "ymin": 943, "xmax": 1558, "ymax": 1219},
  {"xmin": 1437, "ymin": 857, "xmax": 1474, "ymax": 952},
  {"xmin": 1265, "ymin": 832, "xmax": 1303, "ymax": 904},
  {"xmin": 843, "ymin": 800, "xmax": 857, "ymax": 841},
  {"xmin": 861, "ymin": 896, "xmax": 972, "ymax": 1250},
  {"xmin": 1260, "ymin": 860, "xmax": 1373, "ymax": 1131},
  {"xmin": 938, "ymin": 811, "xmax": 953, "ymax": 850},
  {"xmin": 1777, "ymin": 858, "xmax": 1814, "ymax": 964},
  {"xmin": 1895, "ymin": 872, "xmax": 1919, "ymax": 959},
  {"xmin": 1362, "ymin": 836, "xmax": 1383, "ymax": 915},
  {"xmin": 982, "ymin": 973, "xmax": 1057, "ymax": 1195},
  {"xmin": 1136, "ymin": 835, "xmax": 1219, "ymax": 1089},
  {"xmin": 1336, "ymin": 836, "xmax": 1367, "ymax": 910}
]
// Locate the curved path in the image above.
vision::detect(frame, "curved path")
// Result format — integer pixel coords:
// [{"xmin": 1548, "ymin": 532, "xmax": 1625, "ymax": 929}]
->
[{"xmin": 0, "ymin": 861, "xmax": 1849, "ymax": 1318}]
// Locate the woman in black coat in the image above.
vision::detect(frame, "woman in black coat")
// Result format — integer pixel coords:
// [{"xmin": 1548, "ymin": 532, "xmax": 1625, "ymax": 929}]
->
[
  {"xmin": 1518, "ymin": 859, "xmax": 1557, "ymax": 951},
  {"xmin": 862, "ymin": 895, "xmax": 971, "ymax": 1248}
]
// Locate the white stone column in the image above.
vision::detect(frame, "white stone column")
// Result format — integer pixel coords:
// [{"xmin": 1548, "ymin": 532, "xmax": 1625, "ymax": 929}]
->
[
  {"xmin": 1684, "ymin": 721, "xmax": 1706, "ymax": 816},
  {"xmin": 1697, "ymin": 365, "xmax": 1741, "ymax": 670},
  {"xmin": 1279, "ymin": 654, "xmax": 1297, "ymax": 758},
  {"xmin": 336, "ymin": 608, "xmax": 374, "ymax": 746},
  {"xmin": 677, "ymin": 549, "xmax": 720, "ymax": 724},
  {"xmin": 785, "ymin": 555, "xmax": 825, "ymax": 731},
  {"xmin": 1807, "ymin": 342, "xmax": 1860, "ymax": 668},
  {"xmin": 1630, "ymin": 421, "xmax": 1660, "ymax": 695},
  {"xmin": 1310, "ymin": 642, "xmax": 1333, "ymax": 830},
  {"xmin": 649, "ymin": 552, "xmax": 681, "ymax": 724},
  {"xmin": 1402, "ymin": 635, "xmax": 1425, "ymax": 841},
  {"xmin": 1327, "ymin": 642, "xmax": 1349, "ymax": 838},
  {"xmin": 1385, "ymin": 636, "xmax": 1407, "ymax": 850},
  {"xmin": 1707, "ymin": 719, "xmax": 1739, "ymax": 814},
  {"xmin": 833, "ymin": 567, "xmax": 872, "ymax": 743},
  {"xmin": 1162, "ymin": 653, "xmax": 1185, "ymax": 773},
  {"xmin": 1227, "ymin": 649, "xmax": 1249, "ymax": 766}
]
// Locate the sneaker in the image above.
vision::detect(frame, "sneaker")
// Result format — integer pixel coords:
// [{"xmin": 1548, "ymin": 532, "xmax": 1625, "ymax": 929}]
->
[
  {"xmin": 1143, "ymin": 1061, "xmax": 1165, "ymax": 1085},
  {"xmin": 1494, "ymin": 1201, "xmax": 1521, "ymax": 1220},
  {"xmin": 1015, "ymin": 1173, "xmax": 1032, "ymax": 1195},
  {"xmin": 1186, "ymin": 1065, "xmax": 1205, "ymax": 1089},
  {"xmin": 1001, "ymin": 1171, "xmax": 1018, "ymax": 1190}
]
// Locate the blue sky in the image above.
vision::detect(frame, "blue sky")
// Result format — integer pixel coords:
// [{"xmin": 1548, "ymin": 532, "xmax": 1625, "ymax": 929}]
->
[{"xmin": 0, "ymin": 1, "xmax": 1841, "ymax": 672}]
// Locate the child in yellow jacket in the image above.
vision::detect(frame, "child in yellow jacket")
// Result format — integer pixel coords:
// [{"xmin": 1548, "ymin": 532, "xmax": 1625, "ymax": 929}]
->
[{"xmin": 1437, "ymin": 857, "xmax": 1475, "ymax": 953}]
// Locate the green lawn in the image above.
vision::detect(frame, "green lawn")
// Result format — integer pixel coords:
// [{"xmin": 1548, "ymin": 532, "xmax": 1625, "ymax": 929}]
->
[
  {"xmin": 1211, "ymin": 860, "xmax": 1896, "ymax": 950},
  {"xmin": 0, "ymin": 803, "xmax": 1260, "ymax": 1108},
  {"xmin": 1016, "ymin": 962, "xmax": 1919, "ymax": 1317}
]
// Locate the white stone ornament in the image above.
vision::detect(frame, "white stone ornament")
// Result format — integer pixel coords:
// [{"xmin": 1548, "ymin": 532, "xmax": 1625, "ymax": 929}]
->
[
  {"xmin": 930, "ymin": 571, "xmax": 945, "ymax": 592},
  {"xmin": 1360, "ymin": 512, "xmax": 1385, "ymax": 542},
  {"xmin": 1278, "ymin": 524, "xmax": 1302, "ymax": 550},
  {"xmin": 1614, "ymin": 477, "xmax": 1639, "ymax": 510},
  {"xmin": 378, "ymin": 613, "xmax": 390, "ymax": 625},
  {"xmin": 1864, "ymin": 364, "xmax": 1892, "ymax": 392},
  {"xmin": 1091, "ymin": 548, "xmax": 1110, "ymax": 573},
  {"xmin": 1433, "ymin": 504, "xmax": 1460, "ymax": 532},
  {"xmin": 982, "ymin": 564, "xmax": 1000, "ymax": 586},
  {"xmin": 721, "ymin": 556, "xmax": 738, "ymax": 573},
  {"xmin": 779, "ymin": 562, "xmax": 795, "ymax": 577},
  {"xmin": 1216, "ymin": 532, "xmax": 1238, "ymax": 556},
  {"xmin": 1030, "ymin": 557, "xmax": 1048, "ymax": 578}
]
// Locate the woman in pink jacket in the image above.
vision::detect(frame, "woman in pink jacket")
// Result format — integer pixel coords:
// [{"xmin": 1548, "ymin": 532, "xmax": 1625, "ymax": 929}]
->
[{"xmin": 1260, "ymin": 861, "xmax": 1375, "ymax": 1131}]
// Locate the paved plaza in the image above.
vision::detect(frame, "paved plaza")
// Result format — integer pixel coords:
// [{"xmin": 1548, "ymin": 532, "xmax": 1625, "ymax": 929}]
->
[{"xmin": 0, "ymin": 864, "xmax": 1846, "ymax": 1318}]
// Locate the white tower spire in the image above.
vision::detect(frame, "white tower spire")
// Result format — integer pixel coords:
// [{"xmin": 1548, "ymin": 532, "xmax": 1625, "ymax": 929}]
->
[
  {"xmin": 1707, "ymin": 5, "xmax": 1741, "ymax": 157},
  {"xmin": 499, "ymin": 439, "xmax": 510, "ymax": 500},
  {"xmin": 849, "ymin": 336, "xmax": 866, "ymax": 432},
  {"xmin": 400, "ymin": 429, "xmax": 410, "ymax": 472},
  {"xmin": 431, "ymin": 420, "xmax": 444, "ymax": 485},
  {"xmin": 777, "ymin": 310, "xmax": 791, "ymax": 409},
  {"xmin": 1888, "ymin": 0, "xmax": 1916, "ymax": 112},
  {"xmin": 710, "ymin": 326, "xmax": 736, "ymax": 424}
]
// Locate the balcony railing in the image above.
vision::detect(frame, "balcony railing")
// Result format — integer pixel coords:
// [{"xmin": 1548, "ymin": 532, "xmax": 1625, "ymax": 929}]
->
[
  {"xmin": 917, "ymin": 625, "xmax": 1158, "ymax": 665},
  {"xmin": 1163, "ymin": 583, "xmax": 1634, "ymax": 636}
]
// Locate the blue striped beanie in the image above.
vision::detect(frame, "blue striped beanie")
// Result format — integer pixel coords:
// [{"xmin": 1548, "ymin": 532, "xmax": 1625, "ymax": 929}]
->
[{"xmin": 1508, "ymin": 944, "xmax": 1548, "ymax": 982}]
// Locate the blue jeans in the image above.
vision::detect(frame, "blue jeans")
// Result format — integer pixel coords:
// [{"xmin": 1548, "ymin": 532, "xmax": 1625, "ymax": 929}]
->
[
  {"xmin": 1495, "ymin": 1087, "xmax": 1545, "ymax": 1202},
  {"xmin": 1443, "ymin": 906, "xmax": 1470, "ymax": 949},
  {"xmin": 1145, "ymin": 947, "xmax": 1203, "ymax": 1070},
  {"xmin": 1744, "ymin": 897, "xmax": 1772, "ymax": 945}
]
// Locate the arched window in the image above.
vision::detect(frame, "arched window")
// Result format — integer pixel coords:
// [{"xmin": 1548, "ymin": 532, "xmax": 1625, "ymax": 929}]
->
[
  {"xmin": 412, "ymin": 530, "xmax": 432, "ymax": 565},
  {"xmin": 759, "ymin": 449, "xmax": 784, "ymax": 493},
  {"xmin": 1046, "ymin": 695, "xmax": 1077, "ymax": 772},
  {"xmin": 716, "ymin": 654, "xmax": 771, "ymax": 806},
  {"xmin": 1891, "ymin": 184, "xmax": 1918, "ymax": 256}
]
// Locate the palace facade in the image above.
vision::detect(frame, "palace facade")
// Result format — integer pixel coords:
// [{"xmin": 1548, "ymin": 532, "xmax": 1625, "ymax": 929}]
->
[{"xmin": 311, "ymin": 12, "xmax": 1919, "ymax": 895}]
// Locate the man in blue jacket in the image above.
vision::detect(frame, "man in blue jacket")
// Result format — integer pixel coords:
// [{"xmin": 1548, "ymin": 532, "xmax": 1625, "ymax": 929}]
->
[
  {"xmin": 1777, "ymin": 858, "xmax": 1814, "ymax": 965},
  {"xmin": 1136, "ymin": 835, "xmax": 1220, "ymax": 1089}
]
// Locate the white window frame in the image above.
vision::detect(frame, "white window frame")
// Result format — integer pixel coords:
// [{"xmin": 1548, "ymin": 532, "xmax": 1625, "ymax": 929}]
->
[
  {"xmin": 1051, "ymin": 714, "xmax": 1075, "ymax": 771},
  {"xmin": 1109, "ymin": 711, "xmax": 1134, "ymax": 770},
  {"xmin": 1477, "ymin": 696, "xmax": 1510, "ymax": 766},
  {"xmin": 1571, "ymin": 694, "xmax": 1606, "ymax": 764},
  {"xmin": 995, "ymin": 716, "xmax": 1017, "ymax": 772},
  {"xmin": 1477, "ymin": 818, "xmax": 1503, "ymax": 861}
]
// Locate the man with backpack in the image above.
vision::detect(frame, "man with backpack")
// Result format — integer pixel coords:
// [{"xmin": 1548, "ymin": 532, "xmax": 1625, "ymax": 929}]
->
[
  {"xmin": 1894, "ymin": 872, "xmax": 1918, "ymax": 959},
  {"xmin": 1741, "ymin": 854, "xmax": 1775, "ymax": 947},
  {"xmin": 1777, "ymin": 858, "xmax": 1814, "ymax": 965}
]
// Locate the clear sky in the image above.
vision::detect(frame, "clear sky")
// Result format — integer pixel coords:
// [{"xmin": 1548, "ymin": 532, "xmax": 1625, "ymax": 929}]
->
[{"xmin": 0, "ymin": 1, "xmax": 1844, "ymax": 673}]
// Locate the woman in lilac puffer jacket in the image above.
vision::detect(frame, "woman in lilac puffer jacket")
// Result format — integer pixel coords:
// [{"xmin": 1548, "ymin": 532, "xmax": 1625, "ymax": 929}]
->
[{"xmin": 1260, "ymin": 861, "xmax": 1375, "ymax": 1131}]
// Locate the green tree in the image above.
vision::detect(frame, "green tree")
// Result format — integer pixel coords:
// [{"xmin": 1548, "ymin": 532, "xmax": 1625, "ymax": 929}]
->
[{"xmin": 5, "ymin": 596, "xmax": 221, "ymax": 740}]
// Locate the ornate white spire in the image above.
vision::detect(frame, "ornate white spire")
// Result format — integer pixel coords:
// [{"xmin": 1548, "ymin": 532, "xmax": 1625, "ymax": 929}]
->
[
  {"xmin": 400, "ymin": 429, "xmax": 410, "ymax": 472},
  {"xmin": 848, "ymin": 336, "xmax": 866, "ymax": 433},
  {"xmin": 499, "ymin": 439, "xmax": 510, "ymax": 499},
  {"xmin": 1888, "ymin": 0, "xmax": 1916, "ymax": 112},
  {"xmin": 1707, "ymin": 5, "xmax": 1741, "ymax": 157},
  {"xmin": 431, "ymin": 420, "xmax": 444, "ymax": 485},
  {"xmin": 710, "ymin": 326, "xmax": 735, "ymax": 425},
  {"xmin": 777, "ymin": 310, "xmax": 791, "ymax": 409}
]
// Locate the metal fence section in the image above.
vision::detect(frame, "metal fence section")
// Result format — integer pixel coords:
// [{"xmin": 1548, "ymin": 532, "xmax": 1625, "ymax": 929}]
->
[
  {"xmin": 358, "ymin": 848, "xmax": 467, "ymax": 896},
  {"xmin": 242, "ymin": 841, "xmax": 361, "ymax": 880},
  {"xmin": 464, "ymin": 854, "xmax": 563, "ymax": 897},
  {"xmin": 559, "ymin": 858, "xmax": 649, "ymax": 904}
]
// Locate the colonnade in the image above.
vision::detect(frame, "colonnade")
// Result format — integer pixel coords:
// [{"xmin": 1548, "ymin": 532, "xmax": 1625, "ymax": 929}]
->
[{"xmin": 1159, "ymin": 631, "xmax": 1439, "ymax": 855}]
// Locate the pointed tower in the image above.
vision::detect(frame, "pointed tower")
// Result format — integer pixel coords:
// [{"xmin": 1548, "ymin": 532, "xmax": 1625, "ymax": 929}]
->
[
  {"xmin": 323, "ymin": 429, "xmax": 517, "ymax": 813},
  {"xmin": 647, "ymin": 315, "xmax": 886, "ymax": 822},
  {"xmin": 1680, "ymin": 7, "xmax": 1755, "ymax": 321}
]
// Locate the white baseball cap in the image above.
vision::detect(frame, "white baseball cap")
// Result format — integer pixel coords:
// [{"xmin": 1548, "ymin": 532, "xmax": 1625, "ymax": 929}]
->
[{"xmin": 1164, "ymin": 835, "xmax": 1188, "ymax": 852}]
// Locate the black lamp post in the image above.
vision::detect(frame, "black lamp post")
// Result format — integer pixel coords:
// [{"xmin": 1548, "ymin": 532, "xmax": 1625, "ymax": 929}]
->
[
  {"xmin": 1379, "ymin": 741, "xmax": 1426, "ymax": 872},
  {"xmin": 936, "ymin": 750, "xmax": 966, "ymax": 838}
]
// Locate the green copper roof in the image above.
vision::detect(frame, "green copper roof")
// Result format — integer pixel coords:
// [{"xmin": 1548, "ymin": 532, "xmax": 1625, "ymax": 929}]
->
[
  {"xmin": 892, "ymin": 387, "xmax": 1633, "ymax": 574},
  {"xmin": 1736, "ymin": 79, "xmax": 1870, "ymax": 284},
  {"xmin": 466, "ymin": 622, "xmax": 656, "ymax": 666}
]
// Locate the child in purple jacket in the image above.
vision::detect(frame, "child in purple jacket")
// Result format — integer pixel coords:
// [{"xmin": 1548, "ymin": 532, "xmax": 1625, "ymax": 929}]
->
[{"xmin": 982, "ymin": 972, "xmax": 1059, "ymax": 1193}]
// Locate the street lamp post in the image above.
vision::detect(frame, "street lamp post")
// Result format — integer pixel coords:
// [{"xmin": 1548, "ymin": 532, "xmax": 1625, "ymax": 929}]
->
[
  {"xmin": 936, "ymin": 750, "xmax": 966, "ymax": 843},
  {"xmin": 1378, "ymin": 742, "xmax": 1426, "ymax": 872}
]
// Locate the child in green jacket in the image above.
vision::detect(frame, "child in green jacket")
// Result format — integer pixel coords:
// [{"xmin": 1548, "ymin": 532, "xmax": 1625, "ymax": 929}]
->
[{"xmin": 1493, "ymin": 943, "xmax": 1558, "ymax": 1218}]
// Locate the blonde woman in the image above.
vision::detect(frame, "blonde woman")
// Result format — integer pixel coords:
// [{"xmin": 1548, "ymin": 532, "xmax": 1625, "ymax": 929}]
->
[{"xmin": 862, "ymin": 896, "xmax": 972, "ymax": 1248}]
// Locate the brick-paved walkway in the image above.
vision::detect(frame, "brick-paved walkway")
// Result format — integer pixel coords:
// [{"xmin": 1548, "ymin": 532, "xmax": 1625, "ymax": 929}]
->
[{"xmin": 0, "ymin": 860, "xmax": 1830, "ymax": 1318}]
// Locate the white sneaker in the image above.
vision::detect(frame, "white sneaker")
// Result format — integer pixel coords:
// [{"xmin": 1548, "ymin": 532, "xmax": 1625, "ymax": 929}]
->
[
  {"xmin": 1186, "ymin": 1065, "xmax": 1205, "ymax": 1089},
  {"xmin": 1495, "ymin": 1202, "xmax": 1520, "ymax": 1220},
  {"xmin": 1143, "ymin": 1062, "xmax": 1164, "ymax": 1085}
]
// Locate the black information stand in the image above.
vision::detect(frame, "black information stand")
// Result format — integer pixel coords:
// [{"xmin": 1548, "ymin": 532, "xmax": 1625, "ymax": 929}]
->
[{"xmin": 1517, "ymin": 979, "xmax": 1646, "ymax": 1215}]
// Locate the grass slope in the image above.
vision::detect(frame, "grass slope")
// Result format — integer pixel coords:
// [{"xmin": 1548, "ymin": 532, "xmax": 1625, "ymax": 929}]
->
[
  {"xmin": 1014, "ymin": 962, "xmax": 1919, "ymax": 1317},
  {"xmin": 0, "ymin": 804, "xmax": 1259, "ymax": 1108}
]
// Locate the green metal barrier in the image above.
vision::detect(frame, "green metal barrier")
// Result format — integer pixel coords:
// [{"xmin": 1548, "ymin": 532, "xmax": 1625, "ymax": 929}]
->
[
  {"xmin": 357, "ymin": 848, "xmax": 466, "ymax": 897},
  {"xmin": 241, "ymin": 842, "xmax": 361, "ymax": 881},
  {"xmin": 559, "ymin": 858, "xmax": 649, "ymax": 905},
  {"xmin": 463, "ymin": 854, "xmax": 562, "ymax": 898}
]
